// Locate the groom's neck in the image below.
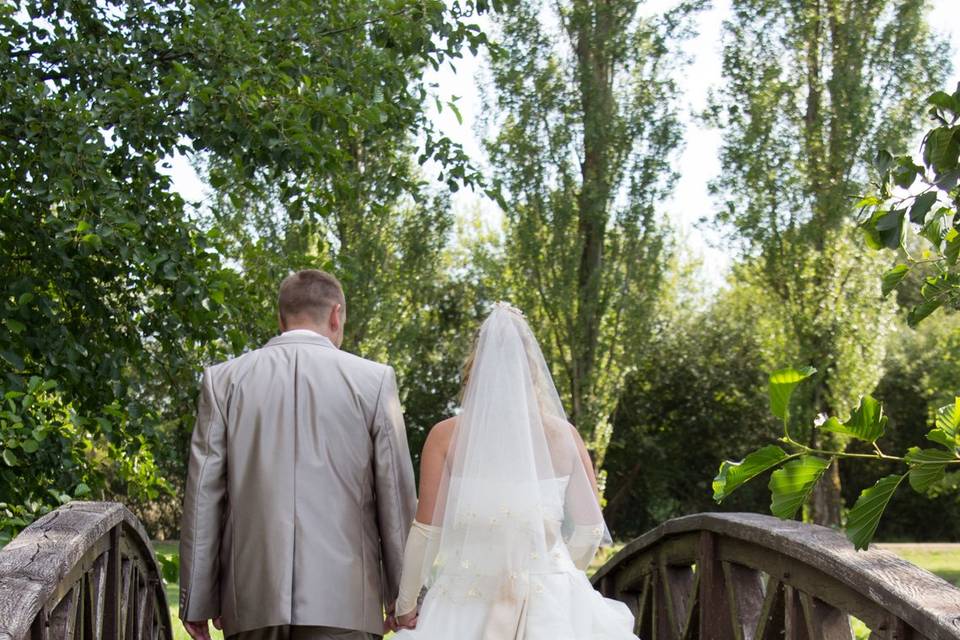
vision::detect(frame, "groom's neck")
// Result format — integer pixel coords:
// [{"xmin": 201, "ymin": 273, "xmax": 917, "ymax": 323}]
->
[{"xmin": 282, "ymin": 321, "xmax": 335, "ymax": 343}]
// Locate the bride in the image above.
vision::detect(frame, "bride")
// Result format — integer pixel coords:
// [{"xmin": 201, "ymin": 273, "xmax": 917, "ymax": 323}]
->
[{"xmin": 390, "ymin": 303, "xmax": 638, "ymax": 639}]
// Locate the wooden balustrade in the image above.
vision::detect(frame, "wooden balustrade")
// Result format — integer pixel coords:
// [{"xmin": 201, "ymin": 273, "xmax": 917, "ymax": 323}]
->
[
  {"xmin": 2, "ymin": 504, "xmax": 960, "ymax": 640},
  {"xmin": 591, "ymin": 512, "xmax": 960, "ymax": 640},
  {"xmin": 0, "ymin": 502, "xmax": 173, "ymax": 640}
]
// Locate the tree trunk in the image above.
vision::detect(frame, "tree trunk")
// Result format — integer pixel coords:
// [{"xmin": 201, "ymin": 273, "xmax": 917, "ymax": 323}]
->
[
  {"xmin": 811, "ymin": 460, "xmax": 843, "ymax": 527},
  {"xmin": 571, "ymin": 0, "xmax": 616, "ymax": 435}
]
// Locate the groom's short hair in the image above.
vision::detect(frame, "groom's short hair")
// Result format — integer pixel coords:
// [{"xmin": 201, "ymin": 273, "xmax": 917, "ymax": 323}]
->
[{"xmin": 278, "ymin": 269, "xmax": 345, "ymax": 323}]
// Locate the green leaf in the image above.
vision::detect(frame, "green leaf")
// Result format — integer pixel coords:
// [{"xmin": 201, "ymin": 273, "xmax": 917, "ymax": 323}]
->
[
  {"xmin": 875, "ymin": 209, "xmax": 905, "ymax": 249},
  {"xmin": 768, "ymin": 366, "xmax": 816, "ymax": 421},
  {"xmin": 854, "ymin": 195, "xmax": 881, "ymax": 209},
  {"xmin": 905, "ymin": 447, "xmax": 956, "ymax": 492},
  {"xmin": 874, "ymin": 149, "xmax": 894, "ymax": 174},
  {"xmin": 0, "ymin": 350, "xmax": 25, "ymax": 371},
  {"xmin": 2, "ymin": 449, "xmax": 18, "ymax": 467},
  {"xmin": 923, "ymin": 126, "xmax": 960, "ymax": 175},
  {"xmin": 928, "ymin": 90, "xmax": 959, "ymax": 115},
  {"xmin": 928, "ymin": 398, "xmax": 960, "ymax": 452},
  {"xmin": 769, "ymin": 456, "xmax": 830, "ymax": 520},
  {"xmin": 945, "ymin": 228, "xmax": 960, "ymax": 266},
  {"xmin": 908, "ymin": 191, "xmax": 938, "ymax": 224},
  {"xmin": 74, "ymin": 482, "xmax": 91, "ymax": 496},
  {"xmin": 881, "ymin": 264, "xmax": 909, "ymax": 296},
  {"xmin": 447, "ymin": 100, "xmax": 463, "ymax": 125},
  {"xmin": 908, "ymin": 298, "xmax": 944, "ymax": 327},
  {"xmin": 846, "ymin": 474, "xmax": 905, "ymax": 550},
  {"xmin": 819, "ymin": 396, "xmax": 887, "ymax": 443},
  {"xmin": 713, "ymin": 445, "xmax": 789, "ymax": 502},
  {"xmin": 4, "ymin": 319, "xmax": 26, "ymax": 334},
  {"xmin": 20, "ymin": 439, "xmax": 39, "ymax": 454}
]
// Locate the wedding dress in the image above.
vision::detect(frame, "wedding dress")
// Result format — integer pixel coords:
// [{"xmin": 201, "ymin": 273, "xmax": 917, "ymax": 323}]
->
[{"xmin": 394, "ymin": 303, "xmax": 639, "ymax": 640}]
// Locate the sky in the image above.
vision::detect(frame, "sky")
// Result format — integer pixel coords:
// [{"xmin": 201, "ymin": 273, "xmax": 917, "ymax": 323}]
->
[{"xmin": 166, "ymin": 0, "xmax": 960, "ymax": 291}]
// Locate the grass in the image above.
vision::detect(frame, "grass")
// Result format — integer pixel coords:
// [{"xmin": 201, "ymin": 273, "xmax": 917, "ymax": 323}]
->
[
  {"xmin": 155, "ymin": 540, "xmax": 960, "ymax": 639},
  {"xmin": 154, "ymin": 541, "xmax": 223, "ymax": 640}
]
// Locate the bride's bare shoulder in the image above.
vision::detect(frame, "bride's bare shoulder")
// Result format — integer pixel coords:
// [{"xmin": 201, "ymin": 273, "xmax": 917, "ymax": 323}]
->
[{"xmin": 423, "ymin": 416, "xmax": 458, "ymax": 455}]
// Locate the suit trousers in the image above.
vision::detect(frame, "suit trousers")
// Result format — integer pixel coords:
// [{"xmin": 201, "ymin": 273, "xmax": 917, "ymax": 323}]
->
[{"xmin": 227, "ymin": 626, "xmax": 378, "ymax": 640}]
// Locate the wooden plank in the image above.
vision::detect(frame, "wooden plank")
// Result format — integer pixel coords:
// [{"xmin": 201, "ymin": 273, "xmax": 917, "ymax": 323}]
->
[
  {"xmin": 653, "ymin": 569, "xmax": 674, "ymax": 640},
  {"xmin": 800, "ymin": 591, "xmax": 853, "ymax": 640},
  {"xmin": 754, "ymin": 577, "xmax": 785, "ymax": 640},
  {"xmin": 637, "ymin": 574, "xmax": 653, "ymax": 640},
  {"xmin": 720, "ymin": 538, "xmax": 890, "ymax": 632},
  {"xmin": 0, "ymin": 502, "xmax": 173, "ymax": 640},
  {"xmin": 698, "ymin": 531, "xmax": 735, "ymax": 640},
  {"xmin": 46, "ymin": 585, "xmax": 79, "ymax": 640},
  {"xmin": 723, "ymin": 561, "xmax": 766, "ymax": 640},
  {"xmin": 661, "ymin": 558, "xmax": 696, "ymax": 638},
  {"xmin": 103, "ymin": 527, "xmax": 121, "ymax": 640},
  {"xmin": 784, "ymin": 585, "xmax": 810, "ymax": 640}
]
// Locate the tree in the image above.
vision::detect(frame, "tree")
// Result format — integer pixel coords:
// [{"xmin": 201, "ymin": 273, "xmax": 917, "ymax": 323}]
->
[
  {"xmin": 482, "ymin": 0, "xmax": 702, "ymax": 476},
  {"xmin": 859, "ymin": 84, "xmax": 960, "ymax": 326},
  {"xmin": 708, "ymin": 0, "xmax": 949, "ymax": 525},
  {"xmin": 0, "ymin": 0, "xmax": 496, "ymax": 540},
  {"xmin": 604, "ymin": 268, "xmax": 783, "ymax": 537}
]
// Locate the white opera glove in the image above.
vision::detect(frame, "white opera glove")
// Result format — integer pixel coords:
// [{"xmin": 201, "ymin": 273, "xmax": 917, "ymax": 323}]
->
[
  {"xmin": 396, "ymin": 520, "xmax": 442, "ymax": 617},
  {"xmin": 565, "ymin": 524, "xmax": 605, "ymax": 571}
]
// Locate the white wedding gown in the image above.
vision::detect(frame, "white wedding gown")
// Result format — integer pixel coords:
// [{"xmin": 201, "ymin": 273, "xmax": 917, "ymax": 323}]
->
[
  {"xmin": 395, "ymin": 304, "xmax": 639, "ymax": 640},
  {"xmin": 394, "ymin": 477, "xmax": 638, "ymax": 640}
]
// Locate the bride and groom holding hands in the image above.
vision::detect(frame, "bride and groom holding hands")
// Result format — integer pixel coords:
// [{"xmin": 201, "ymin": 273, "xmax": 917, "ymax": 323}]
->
[{"xmin": 178, "ymin": 269, "xmax": 638, "ymax": 640}]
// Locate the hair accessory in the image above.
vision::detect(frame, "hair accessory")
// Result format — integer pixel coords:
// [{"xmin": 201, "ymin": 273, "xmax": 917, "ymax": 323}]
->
[{"xmin": 493, "ymin": 301, "xmax": 525, "ymax": 317}]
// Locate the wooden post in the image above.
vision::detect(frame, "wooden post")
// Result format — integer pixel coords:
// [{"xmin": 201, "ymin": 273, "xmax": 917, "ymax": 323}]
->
[{"xmin": 698, "ymin": 531, "xmax": 734, "ymax": 640}]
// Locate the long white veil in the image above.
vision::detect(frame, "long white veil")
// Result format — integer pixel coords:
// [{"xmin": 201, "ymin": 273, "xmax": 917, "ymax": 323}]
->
[{"xmin": 421, "ymin": 303, "xmax": 611, "ymax": 624}]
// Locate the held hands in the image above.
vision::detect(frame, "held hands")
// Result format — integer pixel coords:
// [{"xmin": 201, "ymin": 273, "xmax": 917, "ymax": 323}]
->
[
  {"xmin": 385, "ymin": 601, "xmax": 418, "ymax": 632},
  {"xmin": 397, "ymin": 609, "xmax": 419, "ymax": 629},
  {"xmin": 182, "ymin": 617, "xmax": 222, "ymax": 640}
]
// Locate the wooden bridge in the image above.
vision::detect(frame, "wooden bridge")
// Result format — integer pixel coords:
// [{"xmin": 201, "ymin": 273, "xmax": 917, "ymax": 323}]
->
[{"xmin": 1, "ymin": 503, "xmax": 960, "ymax": 640}]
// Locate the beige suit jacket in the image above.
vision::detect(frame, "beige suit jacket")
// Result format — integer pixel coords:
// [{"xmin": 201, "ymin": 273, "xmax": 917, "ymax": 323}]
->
[{"xmin": 178, "ymin": 332, "xmax": 417, "ymax": 637}]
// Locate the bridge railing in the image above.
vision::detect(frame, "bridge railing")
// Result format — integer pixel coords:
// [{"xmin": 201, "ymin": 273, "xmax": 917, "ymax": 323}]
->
[
  {"xmin": 591, "ymin": 512, "xmax": 960, "ymax": 640},
  {"xmin": 3, "ymin": 504, "xmax": 960, "ymax": 640},
  {"xmin": 0, "ymin": 501, "xmax": 173, "ymax": 640}
]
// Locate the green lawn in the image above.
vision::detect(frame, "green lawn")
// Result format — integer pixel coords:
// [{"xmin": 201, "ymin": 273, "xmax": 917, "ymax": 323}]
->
[{"xmin": 155, "ymin": 541, "xmax": 960, "ymax": 639}]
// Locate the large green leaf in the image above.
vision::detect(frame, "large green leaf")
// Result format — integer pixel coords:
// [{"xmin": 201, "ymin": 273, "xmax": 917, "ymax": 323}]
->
[
  {"xmin": 905, "ymin": 447, "xmax": 956, "ymax": 493},
  {"xmin": 846, "ymin": 474, "xmax": 905, "ymax": 550},
  {"xmin": 881, "ymin": 264, "xmax": 909, "ymax": 296},
  {"xmin": 768, "ymin": 367, "xmax": 816, "ymax": 422},
  {"xmin": 713, "ymin": 445, "xmax": 789, "ymax": 502},
  {"xmin": 928, "ymin": 397, "xmax": 960, "ymax": 452},
  {"xmin": 819, "ymin": 395, "xmax": 887, "ymax": 443},
  {"xmin": 908, "ymin": 191, "xmax": 938, "ymax": 224},
  {"xmin": 923, "ymin": 126, "xmax": 960, "ymax": 176},
  {"xmin": 769, "ymin": 456, "xmax": 830, "ymax": 520}
]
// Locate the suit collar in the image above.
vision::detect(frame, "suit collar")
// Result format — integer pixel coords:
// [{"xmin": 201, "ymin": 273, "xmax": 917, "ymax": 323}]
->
[{"xmin": 265, "ymin": 332, "xmax": 337, "ymax": 350}]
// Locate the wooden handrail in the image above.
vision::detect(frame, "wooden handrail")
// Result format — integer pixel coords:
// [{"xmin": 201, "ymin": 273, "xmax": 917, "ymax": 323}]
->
[
  {"xmin": 3, "ymin": 504, "xmax": 959, "ymax": 639},
  {"xmin": 592, "ymin": 512, "xmax": 960, "ymax": 640},
  {"xmin": 0, "ymin": 501, "xmax": 173, "ymax": 640}
]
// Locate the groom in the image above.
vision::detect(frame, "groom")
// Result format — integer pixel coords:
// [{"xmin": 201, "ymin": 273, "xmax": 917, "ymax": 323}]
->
[{"xmin": 179, "ymin": 269, "xmax": 417, "ymax": 640}]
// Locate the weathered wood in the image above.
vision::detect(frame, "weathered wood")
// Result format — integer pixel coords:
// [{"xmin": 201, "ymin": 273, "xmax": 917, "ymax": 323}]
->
[
  {"xmin": 593, "ymin": 512, "xmax": 960, "ymax": 640},
  {"xmin": 799, "ymin": 591, "xmax": 853, "ymax": 640},
  {"xmin": 754, "ymin": 577, "xmax": 785, "ymax": 640},
  {"xmin": 698, "ymin": 531, "xmax": 735, "ymax": 640},
  {"xmin": 0, "ymin": 502, "xmax": 172, "ymax": 640},
  {"xmin": 661, "ymin": 558, "xmax": 696, "ymax": 637},
  {"xmin": 722, "ymin": 561, "xmax": 765, "ymax": 640}
]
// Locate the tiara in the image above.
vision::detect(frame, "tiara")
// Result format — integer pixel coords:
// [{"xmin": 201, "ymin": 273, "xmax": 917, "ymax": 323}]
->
[{"xmin": 493, "ymin": 301, "xmax": 525, "ymax": 317}]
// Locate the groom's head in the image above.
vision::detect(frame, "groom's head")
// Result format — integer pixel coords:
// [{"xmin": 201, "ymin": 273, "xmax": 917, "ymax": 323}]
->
[{"xmin": 278, "ymin": 269, "xmax": 346, "ymax": 347}]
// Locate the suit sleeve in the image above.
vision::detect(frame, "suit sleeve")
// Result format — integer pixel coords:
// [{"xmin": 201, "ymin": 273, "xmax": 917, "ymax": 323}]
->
[
  {"xmin": 179, "ymin": 368, "xmax": 228, "ymax": 621},
  {"xmin": 371, "ymin": 366, "xmax": 417, "ymax": 603}
]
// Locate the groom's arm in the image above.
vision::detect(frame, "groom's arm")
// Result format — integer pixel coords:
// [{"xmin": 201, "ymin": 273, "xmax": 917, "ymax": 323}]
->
[
  {"xmin": 179, "ymin": 368, "xmax": 228, "ymax": 623},
  {"xmin": 371, "ymin": 366, "xmax": 417, "ymax": 604}
]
